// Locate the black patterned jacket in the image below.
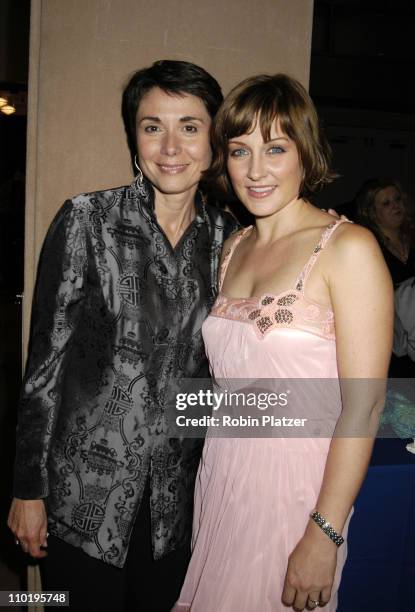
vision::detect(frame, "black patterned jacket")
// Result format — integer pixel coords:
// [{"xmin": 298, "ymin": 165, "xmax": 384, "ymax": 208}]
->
[{"xmin": 13, "ymin": 179, "xmax": 237, "ymax": 567}]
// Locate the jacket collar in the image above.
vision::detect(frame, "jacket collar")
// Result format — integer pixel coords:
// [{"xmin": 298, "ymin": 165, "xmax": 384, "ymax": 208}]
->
[{"xmin": 130, "ymin": 175, "xmax": 206, "ymax": 225}]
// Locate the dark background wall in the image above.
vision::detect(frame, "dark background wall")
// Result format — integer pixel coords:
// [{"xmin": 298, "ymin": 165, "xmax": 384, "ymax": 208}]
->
[
  {"xmin": 0, "ymin": 0, "xmax": 29, "ymax": 293},
  {"xmin": 310, "ymin": 0, "xmax": 415, "ymax": 209},
  {"xmin": 0, "ymin": 0, "xmax": 30, "ymax": 595},
  {"xmin": 0, "ymin": 0, "xmax": 30, "ymax": 82}
]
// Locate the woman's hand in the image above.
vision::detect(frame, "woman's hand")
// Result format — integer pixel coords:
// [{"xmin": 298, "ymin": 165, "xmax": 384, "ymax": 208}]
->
[
  {"xmin": 7, "ymin": 498, "xmax": 48, "ymax": 558},
  {"xmin": 282, "ymin": 527, "xmax": 337, "ymax": 610},
  {"xmin": 323, "ymin": 208, "xmax": 349, "ymax": 221}
]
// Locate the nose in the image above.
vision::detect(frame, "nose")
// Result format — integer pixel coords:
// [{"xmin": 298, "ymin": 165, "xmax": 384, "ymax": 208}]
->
[
  {"xmin": 247, "ymin": 153, "xmax": 267, "ymax": 181},
  {"xmin": 160, "ymin": 130, "xmax": 181, "ymax": 156}
]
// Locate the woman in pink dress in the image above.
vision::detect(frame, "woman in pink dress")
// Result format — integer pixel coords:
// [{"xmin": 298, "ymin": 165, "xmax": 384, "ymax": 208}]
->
[{"xmin": 174, "ymin": 74, "xmax": 393, "ymax": 611}]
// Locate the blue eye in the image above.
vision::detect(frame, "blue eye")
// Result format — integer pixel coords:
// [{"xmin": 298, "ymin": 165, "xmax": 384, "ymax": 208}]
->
[
  {"xmin": 229, "ymin": 149, "xmax": 249, "ymax": 158},
  {"xmin": 269, "ymin": 145, "xmax": 285, "ymax": 154}
]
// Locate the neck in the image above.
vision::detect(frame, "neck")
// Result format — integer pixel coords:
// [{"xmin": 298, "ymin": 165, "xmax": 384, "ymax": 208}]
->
[
  {"xmin": 380, "ymin": 226, "xmax": 402, "ymax": 244},
  {"xmin": 379, "ymin": 225, "xmax": 408, "ymax": 262},
  {"xmin": 253, "ymin": 198, "xmax": 310, "ymax": 244},
  {"xmin": 154, "ymin": 187, "xmax": 198, "ymax": 247}
]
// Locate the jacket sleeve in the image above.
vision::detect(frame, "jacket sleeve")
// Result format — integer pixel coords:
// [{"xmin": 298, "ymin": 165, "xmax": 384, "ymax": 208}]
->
[
  {"xmin": 13, "ymin": 200, "xmax": 87, "ymax": 499},
  {"xmin": 393, "ymin": 277, "xmax": 415, "ymax": 358}
]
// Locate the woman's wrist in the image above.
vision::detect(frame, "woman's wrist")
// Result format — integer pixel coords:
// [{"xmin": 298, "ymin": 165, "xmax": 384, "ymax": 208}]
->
[
  {"xmin": 302, "ymin": 520, "xmax": 339, "ymax": 554},
  {"xmin": 311, "ymin": 509, "xmax": 345, "ymax": 547}
]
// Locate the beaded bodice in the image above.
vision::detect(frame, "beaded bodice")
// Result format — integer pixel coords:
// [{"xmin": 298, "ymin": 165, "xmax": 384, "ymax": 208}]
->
[{"xmin": 210, "ymin": 219, "xmax": 349, "ymax": 341}]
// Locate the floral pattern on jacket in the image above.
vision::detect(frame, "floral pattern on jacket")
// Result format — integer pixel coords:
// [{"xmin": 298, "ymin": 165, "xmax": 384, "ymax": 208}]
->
[{"xmin": 14, "ymin": 179, "xmax": 238, "ymax": 567}]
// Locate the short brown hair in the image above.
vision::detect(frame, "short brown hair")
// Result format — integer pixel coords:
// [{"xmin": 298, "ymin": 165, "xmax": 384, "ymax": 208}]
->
[{"xmin": 206, "ymin": 73, "xmax": 335, "ymax": 199}]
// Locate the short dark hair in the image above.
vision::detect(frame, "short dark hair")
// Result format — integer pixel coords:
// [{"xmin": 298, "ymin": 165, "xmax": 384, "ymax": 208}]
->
[
  {"xmin": 122, "ymin": 59, "xmax": 223, "ymax": 164},
  {"xmin": 206, "ymin": 73, "xmax": 335, "ymax": 199}
]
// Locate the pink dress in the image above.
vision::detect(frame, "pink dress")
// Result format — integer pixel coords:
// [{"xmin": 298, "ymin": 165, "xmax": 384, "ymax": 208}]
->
[{"xmin": 174, "ymin": 220, "xmax": 351, "ymax": 612}]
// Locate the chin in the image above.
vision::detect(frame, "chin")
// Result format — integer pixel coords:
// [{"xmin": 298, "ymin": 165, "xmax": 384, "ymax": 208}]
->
[
  {"xmin": 389, "ymin": 219, "xmax": 404, "ymax": 230},
  {"xmin": 243, "ymin": 202, "xmax": 283, "ymax": 219},
  {"xmin": 154, "ymin": 175, "xmax": 189, "ymax": 188},
  {"xmin": 156, "ymin": 182, "xmax": 198, "ymax": 196}
]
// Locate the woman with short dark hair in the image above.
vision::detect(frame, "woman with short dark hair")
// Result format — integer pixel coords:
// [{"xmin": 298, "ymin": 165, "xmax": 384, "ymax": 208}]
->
[
  {"xmin": 175, "ymin": 74, "xmax": 392, "ymax": 611},
  {"xmin": 122, "ymin": 59, "xmax": 223, "ymax": 166},
  {"xmin": 8, "ymin": 59, "xmax": 237, "ymax": 612}
]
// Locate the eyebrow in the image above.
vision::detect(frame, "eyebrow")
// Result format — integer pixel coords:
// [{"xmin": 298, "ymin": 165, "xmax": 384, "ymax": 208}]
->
[
  {"xmin": 180, "ymin": 116, "xmax": 204, "ymax": 123},
  {"xmin": 228, "ymin": 136, "xmax": 289, "ymax": 144},
  {"xmin": 139, "ymin": 116, "xmax": 161, "ymax": 123},
  {"xmin": 138, "ymin": 115, "xmax": 205, "ymax": 124}
]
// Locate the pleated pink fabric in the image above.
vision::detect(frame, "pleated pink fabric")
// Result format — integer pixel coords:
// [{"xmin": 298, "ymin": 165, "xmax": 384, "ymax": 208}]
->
[{"xmin": 173, "ymin": 220, "xmax": 352, "ymax": 612}]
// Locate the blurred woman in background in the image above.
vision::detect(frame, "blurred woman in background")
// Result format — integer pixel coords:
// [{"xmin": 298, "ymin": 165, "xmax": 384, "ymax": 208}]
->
[
  {"xmin": 356, "ymin": 178, "xmax": 415, "ymax": 377},
  {"xmin": 356, "ymin": 178, "xmax": 415, "ymax": 286}
]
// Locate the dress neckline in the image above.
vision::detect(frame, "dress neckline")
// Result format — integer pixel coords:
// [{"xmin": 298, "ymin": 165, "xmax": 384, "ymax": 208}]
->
[{"xmin": 219, "ymin": 219, "xmax": 348, "ymax": 300}]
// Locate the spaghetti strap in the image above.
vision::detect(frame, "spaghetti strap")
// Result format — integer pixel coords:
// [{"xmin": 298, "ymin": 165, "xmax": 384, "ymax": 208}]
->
[
  {"xmin": 294, "ymin": 219, "xmax": 350, "ymax": 292},
  {"xmin": 218, "ymin": 226, "xmax": 253, "ymax": 291}
]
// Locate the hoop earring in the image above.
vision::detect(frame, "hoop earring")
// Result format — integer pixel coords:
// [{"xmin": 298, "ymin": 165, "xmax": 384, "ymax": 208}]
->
[
  {"xmin": 134, "ymin": 155, "xmax": 143, "ymax": 184},
  {"xmin": 133, "ymin": 154, "xmax": 148, "ymax": 199}
]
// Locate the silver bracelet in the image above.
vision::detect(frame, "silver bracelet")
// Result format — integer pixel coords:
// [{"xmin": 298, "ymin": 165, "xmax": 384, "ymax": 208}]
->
[{"xmin": 309, "ymin": 509, "xmax": 344, "ymax": 547}]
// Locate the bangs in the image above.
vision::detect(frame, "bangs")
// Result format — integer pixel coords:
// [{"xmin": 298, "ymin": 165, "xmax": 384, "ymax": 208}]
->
[{"xmin": 225, "ymin": 85, "xmax": 290, "ymax": 142}]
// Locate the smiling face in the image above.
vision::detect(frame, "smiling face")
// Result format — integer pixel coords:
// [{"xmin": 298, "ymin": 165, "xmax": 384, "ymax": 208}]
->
[
  {"xmin": 373, "ymin": 185, "xmax": 405, "ymax": 233},
  {"xmin": 226, "ymin": 119, "xmax": 303, "ymax": 217},
  {"xmin": 136, "ymin": 87, "xmax": 212, "ymax": 200}
]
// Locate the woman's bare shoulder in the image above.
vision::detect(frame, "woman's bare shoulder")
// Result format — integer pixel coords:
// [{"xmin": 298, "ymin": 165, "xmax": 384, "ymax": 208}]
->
[
  {"xmin": 330, "ymin": 222, "xmax": 381, "ymax": 257},
  {"xmin": 327, "ymin": 222, "xmax": 391, "ymax": 288}
]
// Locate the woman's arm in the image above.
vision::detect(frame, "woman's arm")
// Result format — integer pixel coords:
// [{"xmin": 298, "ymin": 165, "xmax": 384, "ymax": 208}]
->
[
  {"xmin": 282, "ymin": 224, "xmax": 393, "ymax": 610},
  {"xmin": 8, "ymin": 200, "xmax": 87, "ymax": 557}
]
